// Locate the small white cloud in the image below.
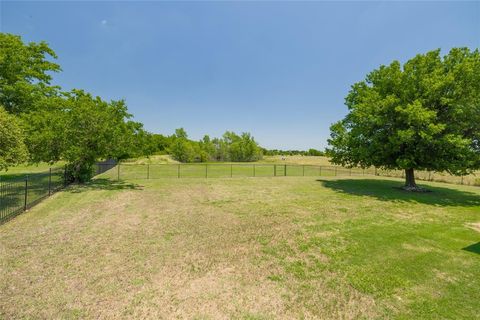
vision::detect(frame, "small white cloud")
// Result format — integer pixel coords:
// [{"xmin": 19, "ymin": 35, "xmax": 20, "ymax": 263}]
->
[{"xmin": 101, "ymin": 20, "xmax": 107, "ymax": 25}]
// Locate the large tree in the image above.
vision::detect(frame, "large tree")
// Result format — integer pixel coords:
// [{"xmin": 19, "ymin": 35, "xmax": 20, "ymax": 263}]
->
[
  {"xmin": 328, "ymin": 48, "xmax": 480, "ymax": 190},
  {"xmin": 22, "ymin": 90, "xmax": 143, "ymax": 181},
  {"xmin": 0, "ymin": 33, "xmax": 61, "ymax": 114},
  {"xmin": 1, "ymin": 33, "xmax": 149, "ymax": 180}
]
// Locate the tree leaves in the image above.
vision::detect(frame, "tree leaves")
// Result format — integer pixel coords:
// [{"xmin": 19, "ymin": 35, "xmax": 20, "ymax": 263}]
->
[
  {"xmin": 0, "ymin": 106, "xmax": 28, "ymax": 170},
  {"xmin": 328, "ymin": 48, "xmax": 480, "ymax": 176}
]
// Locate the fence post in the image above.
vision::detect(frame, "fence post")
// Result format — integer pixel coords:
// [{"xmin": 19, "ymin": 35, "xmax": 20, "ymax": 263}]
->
[
  {"xmin": 350, "ymin": 168, "xmax": 352, "ymax": 176},
  {"xmin": 375, "ymin": 167, "xmax": 378, "ymax": 176},
  {"xmin": 147, "ymin": 164, "xmax": 150, "ymax": 179},
  {"xmin": 284, "ymin": 164, "xmax": 287, "ymax": 176},
  {"xmin": 48, "ymin": 168, "xmax": 52, "ymax": 196},
  {"xmin": 274, "ymin": 164, "xmax": 276, "ymax": 177},
  {"xmin": 319, "ymin": 166, "xmax": 322, "ymax": 176},
  {"xmin": 253, "ymin": 164, "xmax": 256, "ymax": 177},
  {"xmin": 230, "ymin": 164, "xmax": 233, "ymax": 178},
  {"xmin": 64, "ymin": 164, "xmax": 67, "ymax": 187},
  {"xmin": 461, "ymin": 176, "xmax": 464, "ymax": 185},
  {"xmin": 24, "ymin": 175, "xmax": 28, "ymax": 211},
  {"xmin": 178, "ymin": 164, "xmax": 180, "ymax": 178},
  {"xmin": 117, "ymin": 164, "xmax": 121, "ymax": 181},
  {"xmin": 205, "ymin": 164, "xmax": 208, "ymax": 178},
  {"xmin": 335, "ymin": 167, "xmax": 337, "ymax": 176},
  {"xmin": 303, "ymin": 165, "xmax": 305, "ymax": 176}
]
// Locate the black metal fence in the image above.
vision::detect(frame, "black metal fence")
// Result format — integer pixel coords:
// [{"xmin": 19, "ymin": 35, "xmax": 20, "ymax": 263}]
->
[
  {"xmin": 2, "ymin": 161, "xmax": 477, "ymax": 224},
  {"xmin": 95, "ymin": 163, "xmax": 375, "ymax": 180},
  {"xmin": 95, "ymin": 162, "xmax": 478, "ymax": 186},
  {"xmin": 95, "ymin": 159, "xmax": 117, "ymax": 175},
  {"xmin": 0, "ymin": 160, "xmax": 120, "ymax": 224},
  {"xmin": 0, "ymin": 167, "xmax": 66, "ymax": 224}
]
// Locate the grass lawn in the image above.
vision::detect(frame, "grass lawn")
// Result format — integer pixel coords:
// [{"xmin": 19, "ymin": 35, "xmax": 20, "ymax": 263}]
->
[
  {"xmin": 125, "ymin": 155, "xmax": 480, "ymax": 186},
  {"xmin": 0, "ymin": 162, "xmax": 65, "ymax": 180},
  {"xmin": 1, "ymin": 176, "xmax": 479, "ymax": 319}
]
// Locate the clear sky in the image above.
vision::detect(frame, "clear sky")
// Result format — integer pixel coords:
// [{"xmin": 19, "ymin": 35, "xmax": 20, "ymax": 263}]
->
[{"xmin": 1, "ymin": 1, "xmax": 479, "ymax": 150}]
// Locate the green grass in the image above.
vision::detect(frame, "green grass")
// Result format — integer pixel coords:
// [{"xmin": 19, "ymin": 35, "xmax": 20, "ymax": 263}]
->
[
  {"xmin": 0, "ymin": 162, "xmax": 65, "ymax": 180},
  {"xmin": 1, "ymin": 176, "xmax": 479, "ymax": 319},
  {"xmin": 105, "ymin": 163, "xmax": 342, "ymax": 180},
  {"xmin": 0, "ymin": 168, "xmax": 65, "ymax": 222},
  {"xmin": 126, "ymin": 155, "xmax": 480, "ymax": 186}
]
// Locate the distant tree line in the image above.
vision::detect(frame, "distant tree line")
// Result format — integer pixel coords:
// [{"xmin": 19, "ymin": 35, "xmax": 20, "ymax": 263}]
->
[
  {"xmin": 138, "ymin": 128, "xmax": 263, "ymax": 163},
  {"xmin": 137, "ymin": 129, "xmax": 327, "ymax": 162},
  {"xmin": 262, "ymin": 148, "xmax": 325, "ymax": 156}
]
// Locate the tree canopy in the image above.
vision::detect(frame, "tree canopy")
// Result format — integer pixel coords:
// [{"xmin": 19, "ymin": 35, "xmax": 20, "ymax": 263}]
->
[
  {"xmin": 0, "ymin": 106, "xmax": 28, "ymax": 170},
  {"xmin": 0, "ymin": 33, "xmax": 147, "ymax": 181},
  {"xmin": 0, "ymin": 33, "xmax": 61, "ymax": 114},
  {"xmin": 328, "ymin": 48, "xmax": 480, "ymax": 190}
]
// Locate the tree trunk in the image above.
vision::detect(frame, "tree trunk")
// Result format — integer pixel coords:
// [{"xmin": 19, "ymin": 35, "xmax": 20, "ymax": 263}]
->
[{"xmin": 404, "ymin": 168, "xmax": 417, "ymax": 189}]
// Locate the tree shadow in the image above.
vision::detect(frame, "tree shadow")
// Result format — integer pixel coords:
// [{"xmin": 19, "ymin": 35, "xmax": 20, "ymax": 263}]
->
[
  {"xmin": 0, "ymin": 172, "xmax": 27, "ymax": 181},
  {"xmin": 463, "ymin": 242, "xmax": 480, "ymax": 255},
  {"xmin": 67, "ymin": 178, "xmax": 144, "ymax": 193},
  {"xmin": 317, "ymin": 178, "xmax": 480, "ymax": 207}
]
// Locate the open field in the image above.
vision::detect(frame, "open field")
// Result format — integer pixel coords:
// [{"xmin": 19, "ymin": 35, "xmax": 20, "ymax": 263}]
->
[
  {"xmin": 1, "ymin": 175, "xmax": 479, "ymax": 319},
  {"xmin": 261, "ymin": 155, "xmax": 333, "ymax": 166},
  {"xmin": 124, "ymin": 155, "xmax": 479, "ymax": 186},
  {"xmin": 122, "ymin": 155, "xmax": 180, "ymax": 165},
  {"xmin": 124, "ymin": 155, "xmax": 332, "ymax": 166},
  {"xmin": 0, "ymin": 162, "xmax": 65, "ymax": 180}
]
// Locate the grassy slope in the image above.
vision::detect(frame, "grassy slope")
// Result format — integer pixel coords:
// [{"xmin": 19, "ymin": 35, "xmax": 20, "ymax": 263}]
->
[{"xmin": 1, "ymin": 176, "xmax": 479, "ymax": 319}]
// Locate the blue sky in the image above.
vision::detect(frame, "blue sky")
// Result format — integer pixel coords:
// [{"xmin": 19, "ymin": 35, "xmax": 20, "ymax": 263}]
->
[{"xmin": 1, "ymin": 1, "xmax": 479, "ymax": 150}]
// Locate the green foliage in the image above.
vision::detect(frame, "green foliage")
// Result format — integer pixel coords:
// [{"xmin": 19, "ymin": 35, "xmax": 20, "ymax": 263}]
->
[
  {"xmin": 61, "ymin": 91, "xmax": 140, "ymax": 181},
  {"xmin": 27, "ymin": 90, "xmax": 142, "ymax": 182},
  {"xmin": 264, "ymin": 148, "xmax": 325, "ymax": 156},
  {"xmin": 328, "ymin": 48, "xmax": 480, "ymax": 186},
  {"xmin": 170, "ymin": 138, "xmax": 196, "ymax": 163},
  {"xmin": 223, "ymin": 131, "xmax": 263, "ymax": 162},
  {"xmin": 0, "ymin": 106, "xmax": 28, "ymax": 170},
  {"xmin": 0, "ymin": 33, "xmax": 61, "ymax": 114},
  {"xmin": 167, "ymin": 129, "xmax": 263, "ymax": 163},
  {"xmin": 0, "ymin": 33, "xmax": 149, "ymax": 182}
]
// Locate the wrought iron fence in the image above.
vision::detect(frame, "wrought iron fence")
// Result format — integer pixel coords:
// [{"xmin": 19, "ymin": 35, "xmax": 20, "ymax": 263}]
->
[
  {"xmin": 0, "ymin": 167, "xmax": 66, "ymax": 224},
  {"xmin": 95, "ymin": 163, "xmax": 374, "ymax": 180},
  {"xmin": 2, "ymin": 161, "xmax": 477, "ymax": 224},
  {"xmin": 95, "ymin": 163, "xmax": 479, "ymax": 186},
  {"xmin": 0, "ymin": 160, "xmax": 119, "ymax": 224}
]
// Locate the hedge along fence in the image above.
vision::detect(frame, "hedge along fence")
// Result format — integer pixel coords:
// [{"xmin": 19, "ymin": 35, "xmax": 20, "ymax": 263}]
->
[{"xmin": 95, "ymin": 163, "xmax": 480, "ymax": 186}]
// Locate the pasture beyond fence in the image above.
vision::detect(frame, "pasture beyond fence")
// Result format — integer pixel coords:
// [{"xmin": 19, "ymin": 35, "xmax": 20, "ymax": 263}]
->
[
  {"xmin": 1, "ymin": 162, "xmax": 478, "ymax": 224},
  {"xmin": 97, "ymin": 163, "xmax": 479, "ymax": 186}
]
